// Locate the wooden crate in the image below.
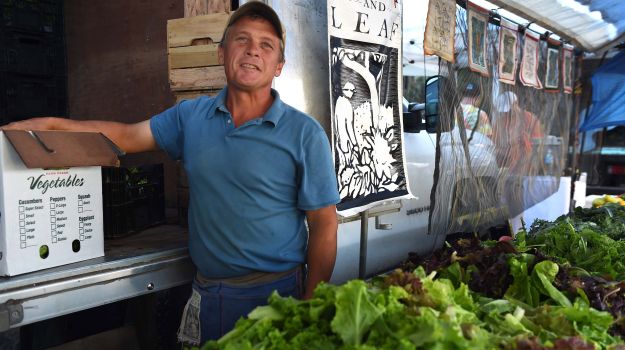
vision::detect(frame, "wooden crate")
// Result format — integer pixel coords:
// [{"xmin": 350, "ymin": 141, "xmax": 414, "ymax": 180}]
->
[
  {"xmin": 184, "ymin": 0, "xmax": 231, "ymax": 18},
  {"xmin": 167, "ymin": 13, "xmax": 230, "ymax": 92},
  {"xmin": 174, "ymin": 89, "xmax": 220, "ymax": 103}
]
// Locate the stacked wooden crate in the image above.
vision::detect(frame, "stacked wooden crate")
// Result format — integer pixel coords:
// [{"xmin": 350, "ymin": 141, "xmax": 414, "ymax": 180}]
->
[
  {"xmin": 170, "ymin": 1, "xmax": 231, "ymax": 226},
  {"xmin": 167, "ymin": 12, "xmax": 231, "ymax": 102},
  {"xmin": 184, "ymin": 0, "xmax": 230, "ymax": 18}
]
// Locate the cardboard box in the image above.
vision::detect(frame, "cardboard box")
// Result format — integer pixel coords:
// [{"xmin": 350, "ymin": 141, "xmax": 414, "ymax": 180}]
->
[{"xmin": 0, "ymin": 130, "xmax": 121, "ymax": 276}]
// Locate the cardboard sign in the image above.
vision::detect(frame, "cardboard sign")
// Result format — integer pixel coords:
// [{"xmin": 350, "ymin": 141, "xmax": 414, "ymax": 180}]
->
[
  {"xmin": 562, "ymin": 44, "xmax": 574, "ymax": 94},
  {"xmin": 468, "ymin": 4, "xmax": 489, "ymax": 76},
  {"xmin": 520, "ymin": 31, "xmax": 543, "ymax": 89},
  {"xmin": 498, "ymin": 19, "xmax": 519, "ymax": 85}
]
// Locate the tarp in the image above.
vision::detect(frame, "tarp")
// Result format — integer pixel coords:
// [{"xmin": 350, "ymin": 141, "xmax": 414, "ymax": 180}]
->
[
  {"xmin": 577, "ymin": 0, "xmax": 625, "ymax": 37},
  {"xmin": 579, "ymin": 49, "xmax": 625, "ymax": 131}
]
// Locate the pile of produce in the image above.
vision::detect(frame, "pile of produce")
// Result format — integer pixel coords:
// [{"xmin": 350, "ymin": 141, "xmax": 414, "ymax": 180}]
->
[
  {"xmin": 591, "ymin": 195, "xmax": 625, "ymax": 208},
  {"xmin": 526, "ymin": 208, "xmax": 625, "ymax": 280},
  {"xmin": 201, "ymin": 268, "xmax": 620, "ymax": 349},
  {"xmin": 403, "ymin": 237, "xmax": 625, "ymax": 339},
  {"xmin": 197, "ymin": 205, "xmax": 625, "ymax": 349}
]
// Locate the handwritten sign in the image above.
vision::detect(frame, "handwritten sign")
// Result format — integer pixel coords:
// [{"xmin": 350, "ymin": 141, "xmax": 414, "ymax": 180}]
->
[{"xmin": 424, "ymin": 0, "xmax": 456, "ymax": 63}]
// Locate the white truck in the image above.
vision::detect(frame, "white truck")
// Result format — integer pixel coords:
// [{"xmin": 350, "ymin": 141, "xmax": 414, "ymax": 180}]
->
[{"xmin": 268, "ymin": 0, "xmax": 500, "ymax": 283}]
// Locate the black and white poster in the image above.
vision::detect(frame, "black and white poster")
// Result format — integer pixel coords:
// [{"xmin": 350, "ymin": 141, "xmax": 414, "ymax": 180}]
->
[{"xmin": 328, "ymin": 0, "xmax": 410, "ymax": 216}]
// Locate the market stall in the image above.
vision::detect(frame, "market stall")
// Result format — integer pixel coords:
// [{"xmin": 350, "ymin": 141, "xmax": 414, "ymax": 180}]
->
[{"xmin": 194, "ymin": 0, "xmax": 625, "ymax": 348}]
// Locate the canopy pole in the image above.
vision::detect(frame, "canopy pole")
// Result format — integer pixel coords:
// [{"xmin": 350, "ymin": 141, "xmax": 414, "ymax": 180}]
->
[{"xmin": 358, "ymin": 210, "xmax": 369, "ymax": 279}]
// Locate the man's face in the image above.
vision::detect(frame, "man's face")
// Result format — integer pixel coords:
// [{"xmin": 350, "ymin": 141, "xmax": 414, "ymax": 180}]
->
[{"xmin": 218, "ymin": 16, "xmax": 285, "ymax": 93}]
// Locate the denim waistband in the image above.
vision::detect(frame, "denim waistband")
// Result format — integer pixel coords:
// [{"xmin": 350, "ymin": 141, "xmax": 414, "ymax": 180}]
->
[{"xmin": 195, "ymin": 265, "xmax": 303, "ymax": 287}]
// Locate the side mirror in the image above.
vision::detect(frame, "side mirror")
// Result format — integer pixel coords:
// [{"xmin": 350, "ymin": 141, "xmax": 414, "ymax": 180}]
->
[
  {"xmin": 402, "ymin": 103, "xmax": 424, "ymax": 133},
  {"xmin": 424, "ymin": 76, "xmax": 440, "ymax": 133}
]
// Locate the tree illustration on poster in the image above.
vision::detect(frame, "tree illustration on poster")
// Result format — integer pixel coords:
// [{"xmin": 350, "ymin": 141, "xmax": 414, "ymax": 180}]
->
[{"xmin": 328, "ymin": 0, "xmax": 410, "ymax": 216}]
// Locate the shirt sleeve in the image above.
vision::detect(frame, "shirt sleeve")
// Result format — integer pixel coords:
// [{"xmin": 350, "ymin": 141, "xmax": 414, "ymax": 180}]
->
[
  {"xmin": 297, "ymin": 126, "xmax": 340, "ymax": 211},
  {"xmin": 150, "ymin": 101, "xmax": 189, "ymax": 161}
]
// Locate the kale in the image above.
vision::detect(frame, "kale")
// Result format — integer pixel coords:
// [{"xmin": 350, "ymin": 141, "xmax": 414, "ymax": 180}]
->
[{"xmin": 525, "ymin": 216, "xmax": 625, "ymax": 281}]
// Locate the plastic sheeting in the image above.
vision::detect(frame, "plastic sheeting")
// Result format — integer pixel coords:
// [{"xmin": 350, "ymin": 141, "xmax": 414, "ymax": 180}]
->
[
  {"xmin": 579, "ymin": 49, "xmax": 625, "ymax": 131},
  {"xmin": 427, "ymin": 5, "xmax": 574, "ymax": 237},
  {"xmin": 488, "ymin": 0, "xmax": 625, "ymax": 52}
]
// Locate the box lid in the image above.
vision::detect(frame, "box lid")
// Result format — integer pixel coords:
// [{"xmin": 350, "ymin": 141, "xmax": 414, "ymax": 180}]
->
[{"xmin": 3, "ymin": 130, "xmax": 123, "ymax": 168}]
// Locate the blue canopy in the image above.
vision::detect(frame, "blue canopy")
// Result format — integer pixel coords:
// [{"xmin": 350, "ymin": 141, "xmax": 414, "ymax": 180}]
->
[{"xmin": 579, "ymin": 49, "xmax": 625, "ymax": 132}]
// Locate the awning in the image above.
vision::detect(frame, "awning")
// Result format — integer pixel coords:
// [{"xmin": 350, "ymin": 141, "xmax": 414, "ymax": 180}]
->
[
  {"xmin": 579, "ymin": 49, "xmax": 625, "ymax": 131},
  {"xmin": 487, "ymin": 0, "xmax": 625, "ymax": 52}
]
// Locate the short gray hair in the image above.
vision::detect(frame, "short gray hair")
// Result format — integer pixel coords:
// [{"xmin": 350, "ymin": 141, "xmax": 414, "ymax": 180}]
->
[{"xmin": 219, "ymin": 14, "xmax": 285, "ymax": 62}]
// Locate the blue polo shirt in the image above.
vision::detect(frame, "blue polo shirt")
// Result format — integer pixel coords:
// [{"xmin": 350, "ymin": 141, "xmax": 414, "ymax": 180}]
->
[{"xmin": 150, "ymin": 88, "xmax": 339, "ymax": 278}]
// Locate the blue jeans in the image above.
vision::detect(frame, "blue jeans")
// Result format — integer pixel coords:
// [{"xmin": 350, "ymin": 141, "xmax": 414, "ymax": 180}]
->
[{"xmin": 194, "ymin": 268, "xmax": 303, "ymax": 343}]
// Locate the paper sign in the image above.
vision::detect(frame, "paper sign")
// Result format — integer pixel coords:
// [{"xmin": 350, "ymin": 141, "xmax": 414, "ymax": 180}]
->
[{"xmin": 328, "ymin": 0, "xmax": 410, "ymax": 216}]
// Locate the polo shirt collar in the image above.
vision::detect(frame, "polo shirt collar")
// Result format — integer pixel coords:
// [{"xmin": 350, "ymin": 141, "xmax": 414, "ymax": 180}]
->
[{"xmin": 212, "ymin": 87, "xmax": 285, "ymax": 126}]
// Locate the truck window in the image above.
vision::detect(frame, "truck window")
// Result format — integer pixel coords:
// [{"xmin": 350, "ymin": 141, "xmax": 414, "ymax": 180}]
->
[{"xmin": 403, "ymin": 0, "xmax": 438, "ymax": 104}]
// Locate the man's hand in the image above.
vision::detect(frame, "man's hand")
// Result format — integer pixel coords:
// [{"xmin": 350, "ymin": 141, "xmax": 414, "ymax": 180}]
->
[
  {"xmin": 1, "ymin": 117, "xmax": 56, "ymax": 131},
  {"xmin": 304, "ymin": 205, "xmax": 338, "ymax": 299}
]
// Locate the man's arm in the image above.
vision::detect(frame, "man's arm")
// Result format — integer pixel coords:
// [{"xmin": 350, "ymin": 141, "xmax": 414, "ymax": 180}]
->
[
  {"xmin": 304, "ymin": 204, "xmax": 338, "ymax": 300},
  {"xmin": 2, "ymin": 117, "xmax": 158, "ymax": 154}
]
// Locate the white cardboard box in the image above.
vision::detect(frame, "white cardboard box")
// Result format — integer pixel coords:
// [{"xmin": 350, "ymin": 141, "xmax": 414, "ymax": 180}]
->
[{"xmin": 0, "ymin": 130, "xmax": 120, "ymax": 276}]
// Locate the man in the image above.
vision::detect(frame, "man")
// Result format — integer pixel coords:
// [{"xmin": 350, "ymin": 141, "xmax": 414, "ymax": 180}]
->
[
  {"xmin": 492, "ymin": 91, "xmax": 544, "ymax": 174},
  {"xmin": 3, "ymin": 1, "xmax": 339, "ymax": 344}
]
